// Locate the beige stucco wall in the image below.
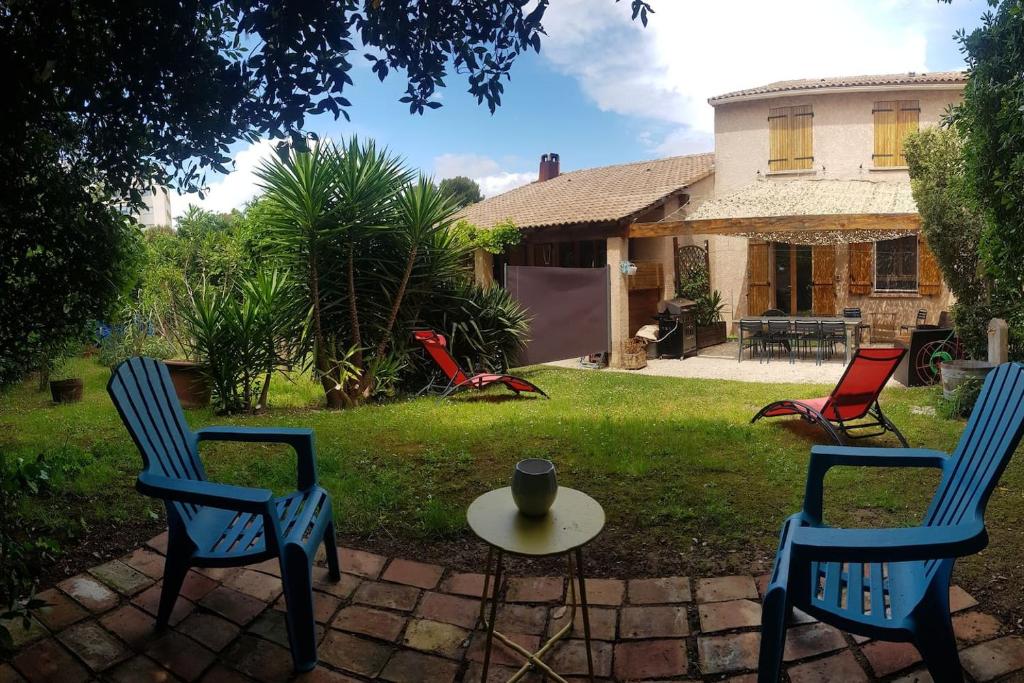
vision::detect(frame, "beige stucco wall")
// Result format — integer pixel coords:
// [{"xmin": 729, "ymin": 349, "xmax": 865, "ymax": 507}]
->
[
  {"xmin": 696, "ymin": 85, "xmax": 962, "ymax": 331},
  {"xmin": 713, "ymin": 87, "xmax": 963, "ymax": 196}
]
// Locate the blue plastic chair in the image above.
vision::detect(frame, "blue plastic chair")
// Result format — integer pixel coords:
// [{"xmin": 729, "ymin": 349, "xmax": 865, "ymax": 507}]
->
[
  {"xmin": 758, "ymin": 362, "xmax": 1024, "ymax": 683},
  {"xmin": 107, "ymin": 357, "xmax": 339, "ymax": 672}
]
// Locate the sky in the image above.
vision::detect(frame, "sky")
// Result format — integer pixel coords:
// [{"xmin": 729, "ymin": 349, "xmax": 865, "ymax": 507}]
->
[{"xmin": 172, "ymin": 0, "xmax": 985, "ymax": 218}]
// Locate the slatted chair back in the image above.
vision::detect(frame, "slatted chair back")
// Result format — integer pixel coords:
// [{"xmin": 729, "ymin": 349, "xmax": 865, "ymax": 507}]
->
[
  {"xmin": 108, "ymin": 357, "xmax": 205, "ymax": 522},
  {"xmin": 924, "ymin": 363, "xmax": 1024, "ymax": 538},
  {"xmin": 413, "ymin": 330, "xmax": 469, "ymax": 386},
  {"xmin": 821, "ymin": 348, "xmax": 905, "ymax": 421},
  {"xmin": 762, "ymin": 309, "xmax": 786, "ymax": 317},
  {"xmin": 820, "ymin": 320, "xmax": 845, "ymax": 340},
  {"xmin": 843, "ymin": 307, "xmax": 862, "ymax": 318},
  {"xmin": 795, "ymin": 320, "xmax": 821, "ymax": 337},
  {"xmin": 915, "ymin": 309, "xmax": 928, "ymax": 326},
  {"xmin": 739, "ymin": 319, "xmax": 765, "ymax": 337},
  {"xmin": 767, "ymin": 320, "xmax": 791, "ymax": 337}
]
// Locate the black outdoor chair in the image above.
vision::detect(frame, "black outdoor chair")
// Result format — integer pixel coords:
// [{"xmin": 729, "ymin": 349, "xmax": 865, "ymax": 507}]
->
[
  {"xmin": 794, "ymin": 320, "xmax": 822, "ymax": 365},
  {"xmin": 820, "ymin": 321, "xmax": 847, "ymax": 360},
  {"xmin": 738, "ymin": 319, "xmax": 766, "ymax": 362},
  {"xmin": 900, "ymin": 308, "xmax": 928, "ymax": 335},
  {"xmin": 762, "ymin": 308, "xmax": 786, "ymax": 317},
  {"xmin": 843, "ymin": 307, "xmax": 870, "ymax": 346},
  {"xmin": 766, "ymin": 319, "xmax": 795, "ymax": 363}
]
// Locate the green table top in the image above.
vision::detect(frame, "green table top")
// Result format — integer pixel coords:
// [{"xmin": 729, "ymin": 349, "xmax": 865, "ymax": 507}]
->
[{"xmin": 466, "ymin": 487, "xmax": 605, "ymax": 557}]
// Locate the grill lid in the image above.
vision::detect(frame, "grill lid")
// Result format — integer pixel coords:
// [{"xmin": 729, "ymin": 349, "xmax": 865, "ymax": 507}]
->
[{"xmin": 657, "ymin": 298, "xmax": 697, "ymax": 316}]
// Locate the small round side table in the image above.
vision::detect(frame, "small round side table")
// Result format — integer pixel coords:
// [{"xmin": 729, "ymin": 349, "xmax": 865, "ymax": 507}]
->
[{"xmin": 467, "ymin": 486, "xmax": 605, "ymax": 683}]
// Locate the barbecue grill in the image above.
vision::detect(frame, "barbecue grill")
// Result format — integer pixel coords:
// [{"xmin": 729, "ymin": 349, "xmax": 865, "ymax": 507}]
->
[{"xmin": 654, "ymin": 297, "xmax": 697, "ymax": 359}]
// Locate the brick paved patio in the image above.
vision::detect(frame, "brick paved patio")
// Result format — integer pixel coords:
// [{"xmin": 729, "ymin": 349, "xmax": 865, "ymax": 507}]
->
[{"xmin": 2, "ymin": 534, "xmax": 1023, "ymax": 682}]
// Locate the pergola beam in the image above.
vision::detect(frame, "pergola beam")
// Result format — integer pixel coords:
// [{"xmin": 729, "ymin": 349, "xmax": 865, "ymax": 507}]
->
[{"xmin": 628, "ymin": 213, "xmax": 921, "ymax": 238}]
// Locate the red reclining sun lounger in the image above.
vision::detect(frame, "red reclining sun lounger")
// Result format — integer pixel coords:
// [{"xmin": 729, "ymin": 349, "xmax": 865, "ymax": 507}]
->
[
  {"xmin": 751, "ymin": 347, "xmax": 908, "ymax": 446},
  {"xmin": 413, "ymin": 330, "xmax": 548, "ymax": 399}
]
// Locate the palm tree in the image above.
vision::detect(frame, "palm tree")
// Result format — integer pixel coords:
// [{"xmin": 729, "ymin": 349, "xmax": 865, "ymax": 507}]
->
[{"xmin": 256, "ymin": 137, "xmax": 468, "ymax": 407}]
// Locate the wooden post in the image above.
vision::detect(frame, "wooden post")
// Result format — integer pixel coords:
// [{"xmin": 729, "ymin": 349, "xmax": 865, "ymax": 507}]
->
[
  {"xmin": 473, "ymin": 249, "xmax": 495, "ymax": 287},
  {"xmin": 607, "ymin": 236, "xmax": 631, "ymax": 368},
  {"xmin": 988, "ymin": 318, "xmax": 1009, "ymax": 365}
]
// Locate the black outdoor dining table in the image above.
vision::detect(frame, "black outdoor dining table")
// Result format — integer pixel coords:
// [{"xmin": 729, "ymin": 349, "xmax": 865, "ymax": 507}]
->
[{"xmin": 739, "ymin": 316, "xmax": 863, "ymax": 364}]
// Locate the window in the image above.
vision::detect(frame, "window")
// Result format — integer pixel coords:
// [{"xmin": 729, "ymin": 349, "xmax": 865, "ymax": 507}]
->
[
  {"xmin": 874, "ymin": 236, "xmax": 918, "ymax": 292},
  {"xmin": 768, "ymin": 105, "xmax": 813, "ymax": 172},
  {"xmin": 873, "ymin": 100, "xmax": 919, "ymax": 167}
]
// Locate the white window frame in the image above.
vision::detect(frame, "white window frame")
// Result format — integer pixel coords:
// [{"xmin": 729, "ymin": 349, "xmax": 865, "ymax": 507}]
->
[{"xmin": 873, "ymin": 236, "xmax": 919, "ymax": 293}]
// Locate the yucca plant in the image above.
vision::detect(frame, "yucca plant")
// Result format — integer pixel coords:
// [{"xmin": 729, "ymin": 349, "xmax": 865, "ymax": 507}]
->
[{"xmin": 256, "ymin": 138, "xmax": 468, "ymax": 408}]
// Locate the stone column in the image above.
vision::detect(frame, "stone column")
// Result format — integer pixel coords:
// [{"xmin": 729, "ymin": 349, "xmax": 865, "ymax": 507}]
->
[
  {"xmin": 607, "ymin": 236, "xmax": 631, "ymax": 368},
  {"xmin": 473, "ymin": 249, "xmax": 494, "ymax": 287},
  {"xmin": 988, "ymin": 318, "xmax": 1009, "ymax": 365}
]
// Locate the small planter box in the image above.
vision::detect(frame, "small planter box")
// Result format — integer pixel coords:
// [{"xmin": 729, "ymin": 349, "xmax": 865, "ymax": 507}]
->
[{"xmin": 696, "ymin": 322, "xmax": 727, "ymax": 349}]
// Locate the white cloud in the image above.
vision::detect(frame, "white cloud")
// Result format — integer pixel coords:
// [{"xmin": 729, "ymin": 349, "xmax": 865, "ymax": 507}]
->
[
  {"xmin": 172, "ymin": 140, "xmax": 279, "ymax": 218},
  {"xmin": 539, "ymin": 0, "xmax": 942, "ymax": 153},
  {"xmin": 476, "ymin": 172, "xmax": 537, "ymax": 197},
  {"xmin": 433, "ymin": 153, "xmax": 535, "ymax": 197}
]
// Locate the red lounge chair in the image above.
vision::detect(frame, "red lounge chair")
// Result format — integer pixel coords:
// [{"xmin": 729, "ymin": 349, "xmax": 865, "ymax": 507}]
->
[
  {"xmin": 413, "ymin": 330, "xmax": 548, "ymax": 399},
  {"xmin": 751, "ymin": 347, "xmax": 908, "ymax": 446}
]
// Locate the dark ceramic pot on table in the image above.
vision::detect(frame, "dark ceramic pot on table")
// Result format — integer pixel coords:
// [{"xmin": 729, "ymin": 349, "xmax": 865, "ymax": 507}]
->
[{"xmin": 511, "ymin": 458, "xmax": 558, "ymax": 517}]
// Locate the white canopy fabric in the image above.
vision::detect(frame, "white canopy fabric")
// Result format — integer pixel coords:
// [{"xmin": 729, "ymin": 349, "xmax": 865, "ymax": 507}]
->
[{"xmin": 688, "ymin": 178, "xmax": 917, "ymax": 221}]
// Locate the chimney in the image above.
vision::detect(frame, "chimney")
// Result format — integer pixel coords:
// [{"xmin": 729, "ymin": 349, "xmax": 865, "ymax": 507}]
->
[{"xmin": 538, "ymin": 153, "xmax": 560, "ymax": 182}]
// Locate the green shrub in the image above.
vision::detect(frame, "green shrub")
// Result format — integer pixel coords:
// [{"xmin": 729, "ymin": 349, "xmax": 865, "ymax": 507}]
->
[
  {"xmin": 416, "ymin": 280, "xmax": 530, "ymax": 377},
  {"xmin": 905, "ymin": 127, "xmax": 990, "ymax": 359},
  {"xmin": 178, "ymin": 269, "xmax": 304, "ymax": 413},
  {"xmin": 0, "ymin": 453, "xmax": 81, "ymax": 647}
]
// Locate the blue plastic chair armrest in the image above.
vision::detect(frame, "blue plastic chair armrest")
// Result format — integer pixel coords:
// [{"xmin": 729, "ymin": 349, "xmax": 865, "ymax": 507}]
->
[
  {"xmin": 803, "ymin": 446, "xmax": 948, "ymax": 523},
  {"xmin": 808, "ymin": 445, "xmax": 948, "ymax": 468},
  {"xmin": 137, "ymin": 473, "xmax": 274, "ymax": 514},
  {"xmin": 195, "ymin": 426, "xmax": 319, "ymax": 490},
  {"xmin": 790, "ymin": 521, "xmax": 986, "ymax": 564}
]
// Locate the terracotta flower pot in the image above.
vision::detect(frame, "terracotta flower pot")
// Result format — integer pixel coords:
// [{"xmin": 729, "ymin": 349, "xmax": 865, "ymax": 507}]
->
[
  {"xmin": 164, "ymin": 360, "xmax": 211, "ymax": 409},
  {"xmin": 50, "ymin": 378, "xmax": 83, "ymax": 404}
]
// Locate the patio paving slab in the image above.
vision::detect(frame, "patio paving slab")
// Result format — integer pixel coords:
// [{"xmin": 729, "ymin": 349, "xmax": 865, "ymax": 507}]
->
[
  {"xmin": 2, "ymin": 536, "xmax": 1018, "ymax": 682},
  {"xmin": 546, "ymin": 344, "xmax": 902, "ymax": 386}
]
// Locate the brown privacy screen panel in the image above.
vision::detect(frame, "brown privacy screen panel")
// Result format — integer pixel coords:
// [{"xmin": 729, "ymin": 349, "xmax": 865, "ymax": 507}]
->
[{"xmin": 506, "ymin": 266, "xmax": 610, "ymax": 366}]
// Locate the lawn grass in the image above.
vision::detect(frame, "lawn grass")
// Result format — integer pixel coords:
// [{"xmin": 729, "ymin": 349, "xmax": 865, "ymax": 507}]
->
[{"xmin": 2, "ymin": 356, "xmax": 1023, "ymax": 617}]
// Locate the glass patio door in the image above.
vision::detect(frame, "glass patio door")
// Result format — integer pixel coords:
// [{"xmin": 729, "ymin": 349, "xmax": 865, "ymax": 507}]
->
[{"xmin": 773, "ymin": 243, "xmax": 813, "ymax": 314}]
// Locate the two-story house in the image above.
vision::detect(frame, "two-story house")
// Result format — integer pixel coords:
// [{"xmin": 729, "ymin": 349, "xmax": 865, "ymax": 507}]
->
[
  {"xmin": 460, "ymin": 71, "xmax": 965, "ymax": 366},
  {"xmin": 676, "ymin": 71, "xmax": 964, "ymax": 331}
]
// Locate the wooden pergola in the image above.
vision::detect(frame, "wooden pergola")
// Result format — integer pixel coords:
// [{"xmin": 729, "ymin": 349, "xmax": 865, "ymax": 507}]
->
[{"xmin": 627, "ymin": 212, "xmax": 921, "ymax": 238}]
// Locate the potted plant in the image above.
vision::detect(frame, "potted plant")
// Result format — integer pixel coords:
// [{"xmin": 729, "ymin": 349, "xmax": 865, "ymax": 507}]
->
[
  {"xmin": 695, "ymin": 290, "xmax": 727, "ymax": 349},
  {"xmin": 41, "ymin": 349, "xmax": 83, "ymax": 404},
  {"xmin": 939, "ymin": 359, "xmax": 995, "ymax": 400},
  {"xmin": 163, "ymin": 359, "xmax": 212, "ymax": 409}
]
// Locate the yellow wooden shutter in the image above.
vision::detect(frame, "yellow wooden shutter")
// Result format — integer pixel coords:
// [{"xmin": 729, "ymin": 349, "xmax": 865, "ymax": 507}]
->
[
  {"xmin": 792, "ymin": 105, "xmax": 813, "ymax": 170},
  {"xmin": 768, "ymin": 108, "xmax": 790, "ymax": 172},
  {"xmin": 848, "ymin": 242, "xmax": 874, "ymax": 295},
  {"xmin": 896, "ymin": 100, "xmax": 920, "ymax": 166},
  {"xmin": 811, "ymin": 244, "xmax": 836, "ymax": 315},
  {"xmin": 918, "ymin": 235, "xmax": 941, "ymax": 296},
  {"xmin": 747, "ymin": 240, "xmax": 772, "ymax": 315},
  {"xmin": 873, "ymin": 101, "xmax": 897, "ymax": 168}
]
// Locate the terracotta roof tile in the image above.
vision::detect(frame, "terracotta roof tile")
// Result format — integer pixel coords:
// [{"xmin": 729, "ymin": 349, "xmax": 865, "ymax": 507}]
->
[
  {"xmin": 709, "ymin": 71, "xmax": 966, "ymax": 104},
  {"xmin": 456, "ymin": 153, "xmax": 714, "ymax": 230}
]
